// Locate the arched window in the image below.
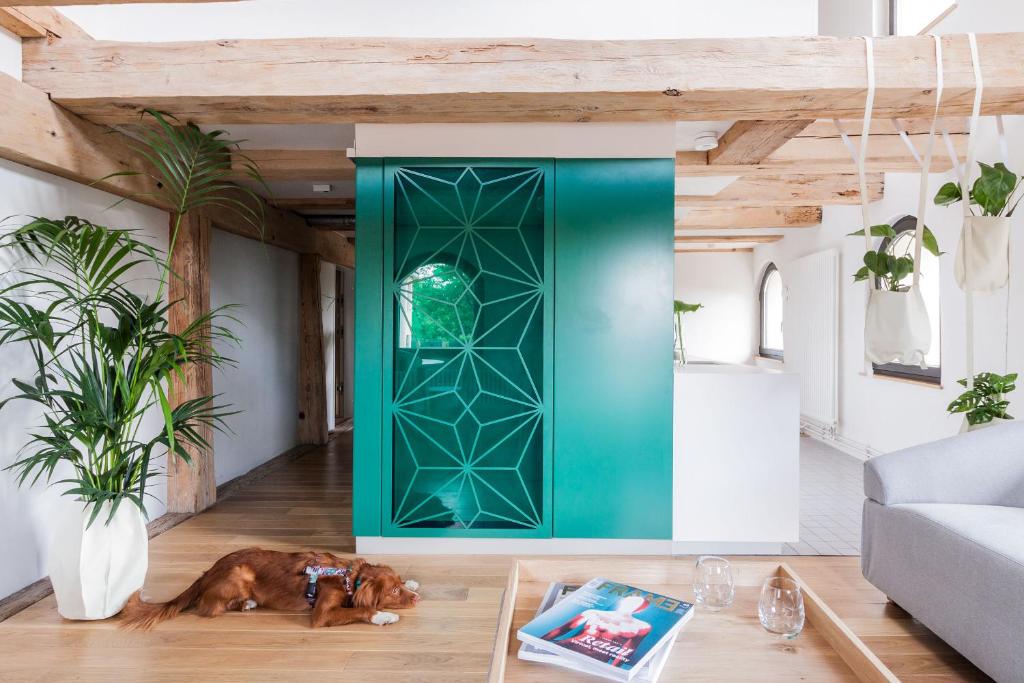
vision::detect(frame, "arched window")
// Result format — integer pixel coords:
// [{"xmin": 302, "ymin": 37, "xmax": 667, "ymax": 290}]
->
[
  {"xmin": 759, "ymin": 263, "xmax": 784, "ymax": 360},
  {"xmin": 872, "ymin": 215, "xmax": 941, "ymax": 383},
  {"xmin": 397, "ymin": 261, "xmax": 478, "ymax": 349}
]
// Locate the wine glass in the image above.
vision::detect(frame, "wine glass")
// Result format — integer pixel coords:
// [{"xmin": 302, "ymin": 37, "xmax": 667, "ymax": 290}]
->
[
  {"xmin": 692, "ymin": 555, "xmax": 735, "ymax": 611},
  {"xmin": 758, "ymin": 576, "xmax": 805, "ymax": 637}
]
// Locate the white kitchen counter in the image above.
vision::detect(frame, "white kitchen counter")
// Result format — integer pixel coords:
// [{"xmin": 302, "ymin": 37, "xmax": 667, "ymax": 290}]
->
[{"xmin": 672, "ymin": 363, "xmax": 800, "ymax": 554}]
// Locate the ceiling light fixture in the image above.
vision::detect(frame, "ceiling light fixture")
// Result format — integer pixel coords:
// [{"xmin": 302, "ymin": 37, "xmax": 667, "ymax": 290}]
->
[
  {"xmin": 312, "ymin": 184, "xmax": 333, "ymax": 193},
  {"xmin": 694, "ymin": 131, "xmax": 720, "ymax": 152}
]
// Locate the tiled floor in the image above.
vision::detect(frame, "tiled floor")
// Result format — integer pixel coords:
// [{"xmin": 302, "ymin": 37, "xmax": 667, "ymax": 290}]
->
[{"xmin": 783, "ymin": 436, "xmax": 865, "ymax": 556}]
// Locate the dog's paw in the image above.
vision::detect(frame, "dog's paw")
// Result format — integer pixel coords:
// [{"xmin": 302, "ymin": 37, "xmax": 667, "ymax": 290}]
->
[
  {"xmin": 371, "ymin": 611, "xmax": 400, "ymax": 626},
  {"xmin": 242, "ymin": 599, "xmax": 258, "ymax": 611},
  {"xmin": 404, "ymin": 579, "xmax": 420, "ymax": 591}
]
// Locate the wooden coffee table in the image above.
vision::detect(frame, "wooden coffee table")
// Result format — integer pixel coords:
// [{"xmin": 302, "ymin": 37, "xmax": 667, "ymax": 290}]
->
[{"xmin": 489, "ymin": 558, "xmax": 898, "ymax": 682}]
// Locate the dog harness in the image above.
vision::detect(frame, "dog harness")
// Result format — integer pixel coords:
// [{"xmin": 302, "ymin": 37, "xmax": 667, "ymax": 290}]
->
[{"xmin": 303, "ymin": 565, "xmax": 360, "ymax": 606}]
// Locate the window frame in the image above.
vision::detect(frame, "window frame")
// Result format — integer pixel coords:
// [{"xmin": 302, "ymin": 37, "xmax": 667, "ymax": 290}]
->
[
  {"xmin": 871, "ymin": 215, "xmax": 942, "ymax": 385},
  {"xmin": 758, "ymin": 262, "xmax": 784, "ymax": 361}
]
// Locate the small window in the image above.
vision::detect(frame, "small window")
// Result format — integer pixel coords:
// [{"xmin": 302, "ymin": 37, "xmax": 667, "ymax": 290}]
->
[
  {"xmin": 759, "ymin": 263, "xmax": 784, "ymax": 360},
  {"xmin": 872, "ymin": 215, "xmax": 941, "ymax": 384}
]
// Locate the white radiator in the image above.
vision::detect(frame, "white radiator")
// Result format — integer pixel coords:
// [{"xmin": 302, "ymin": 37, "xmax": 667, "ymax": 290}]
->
[{"xmin": 782, "ymin": 249, "xmax": 839, "ymax": 433}]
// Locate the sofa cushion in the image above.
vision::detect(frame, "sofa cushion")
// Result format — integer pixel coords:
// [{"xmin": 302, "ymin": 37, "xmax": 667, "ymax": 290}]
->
[{"xmin": 893, "ymin": 503, "xmax": 1024, "ymax": 567}]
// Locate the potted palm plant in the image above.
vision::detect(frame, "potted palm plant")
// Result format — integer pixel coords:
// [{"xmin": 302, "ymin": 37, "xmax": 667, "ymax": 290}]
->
[
  {"xmin": 934, "ymin": 161, "xmax": 1023, "ymax": 292},
  {"xmin": 673, "ymin": 300, "xmax": 703, "ymax": 365},
  {"xmin": 0, "ymin": 110, "xmax": 265, "ymax": 620},
  {"xmin": 849, "ymin": 223, "xmax": 941, "ymax": 367}
]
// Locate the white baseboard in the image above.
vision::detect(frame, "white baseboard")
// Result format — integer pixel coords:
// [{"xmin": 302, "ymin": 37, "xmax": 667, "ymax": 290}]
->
[
  {"xmin": 670, "ymin": 541, "xmax": 785, "ymax": 555},
  {"xmin": 801, "ymin": 422, "xmax": 880, "ymax": 461},
  {"xmin": 356, "ymin": 537, "xmax": 673, "ymax": 555}
]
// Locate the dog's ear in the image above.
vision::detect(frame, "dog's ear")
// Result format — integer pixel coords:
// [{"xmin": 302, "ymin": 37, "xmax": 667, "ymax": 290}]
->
[{"xmin": 353, "ymin": 577, "xmax": 382, "ymax": 609}]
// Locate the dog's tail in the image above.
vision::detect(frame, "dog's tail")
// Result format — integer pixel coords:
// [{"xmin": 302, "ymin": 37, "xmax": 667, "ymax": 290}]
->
[{"xmin": 120, "ymin": 576, "xmax": 204, "ymax": 631}]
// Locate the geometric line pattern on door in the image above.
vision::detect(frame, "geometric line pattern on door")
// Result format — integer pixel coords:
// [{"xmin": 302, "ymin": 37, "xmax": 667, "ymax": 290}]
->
[{"xmin": 391, "ymin": 166, "xmax": 546, "ymax": 530}]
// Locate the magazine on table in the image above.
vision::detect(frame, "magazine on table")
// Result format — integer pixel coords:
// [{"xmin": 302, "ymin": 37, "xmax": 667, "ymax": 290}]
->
[{"xmin": 516, "ymin": 578, "xmax": 693, "ymax": 682}]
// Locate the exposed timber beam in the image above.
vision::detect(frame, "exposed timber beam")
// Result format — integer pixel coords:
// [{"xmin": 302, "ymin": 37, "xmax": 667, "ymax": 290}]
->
[
  {"xmin": 20, "ymin": 33, "xmax": 1024, "ymax": 124},
  {"xmin": 272, "ymin": 197, "xmax": 356, "ymax": 211},
  {"xmin": 230, "ymin": 149, "xmax": 354, "ymax": 181},
  {"xmin": 678, "ymin": 128, "xmax": 966, "ymax": 177},
  {"xmin": 297, "ymin": 253, "xmax": 328, "ymax": 446},
  {"xmin": 677, "ymin": 207, "xmax": 822, "ymax": 230},
  {"xmin": 708, "ymin": 120, "xmax": 814, "ymax": 165},
  {"xmin": 167, "ymin": 211, "xmax": 215, "ymax": 514},
  {"xmin": 677, "ymin": 174, "xmax": 883, "ymax": 208},
  {"xmin": 0, "ymin": 72, "xmax": 352, "ymax": 268},
  {"xmin": 0, "ymin": 6, "xmax": 90, "ymax": 39},
  {"xmin": 674, "ymin": 235, "xmax": 784, "ymax": 244},
  {"xmin": 1, "ymin": 1, "xmax": 243, "ymax": 4},
  {"xmin": 675, "ymin": 248, "xmax": 754, "ymax": 254}
]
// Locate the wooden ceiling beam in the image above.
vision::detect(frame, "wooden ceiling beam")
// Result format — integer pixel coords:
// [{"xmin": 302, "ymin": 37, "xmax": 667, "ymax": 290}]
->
[
  {"xmin": 1, "ymin": 6, "xmax": 91, "ymax": 39},
  {"xmin": 677, "ymin": 174, "xmax": 883, "ymax": 208},
  {"xmin": 20, "ymin": 33, "xmax": 1024, "ymax": 124},
  {"xmin": 272, "ymin": 197, "xmax": 355, "ymax": 211},
  {"xmin": 675, "ymin": 235, "xmax": 783, "ymax": 244},
  {"xmin": 1, "ymin": 1, "xmax": 243, "ymax": 5},
  {"xmin": 678, "ymin": 130, "xmax": 966, "ymax": 177},
  {"xmin": 708, "ymin": 120, "xmax": 814, "ymax": 165},
  {"xmin": 676, "ymin": 206, "xmax": 822, "ymax": 230},
  {"xmin": 0, "ymin": 71, "xmax": 352, "ymax": 268},
  {"xmin": 230, "ymin": 149, "xmax": 354, "ymax": 181},
  {"xmin": 675, "ymin": 248, "xmax": 754, "ymax": 253}
]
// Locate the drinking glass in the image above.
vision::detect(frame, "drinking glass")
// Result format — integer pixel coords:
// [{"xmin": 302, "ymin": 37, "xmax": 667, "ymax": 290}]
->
[
  {"xmin": 758, "ymin": 576, "xmax": 805, "ymax": 637},
  {"xmin": 692, "ymin": 555, "xmax": 735, "ymax": 611}
]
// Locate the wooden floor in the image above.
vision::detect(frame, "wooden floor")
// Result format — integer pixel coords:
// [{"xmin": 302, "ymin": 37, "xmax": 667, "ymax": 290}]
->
[{"xmin": 0, "ymin": 431, "xmax": 989, "ymax": 682}]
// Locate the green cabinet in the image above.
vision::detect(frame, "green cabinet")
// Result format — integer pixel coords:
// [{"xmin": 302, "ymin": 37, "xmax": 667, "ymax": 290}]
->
[
  {"xmin": 552, "ymin": 159, "xmax": 675, "ymax": 539},
  {"xmin": 354, "ymin": 157, "xmax": 674, "ymax": 540}
]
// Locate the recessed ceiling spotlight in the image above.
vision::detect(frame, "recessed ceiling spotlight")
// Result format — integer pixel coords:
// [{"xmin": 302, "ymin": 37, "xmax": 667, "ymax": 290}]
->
[
  {"xmin": 312, "ymin": 184, "xmax": 333, "ymax": 193},
  {"xmin": 694, "ymin": 131, "xmax": 719, "ymax": 152}
]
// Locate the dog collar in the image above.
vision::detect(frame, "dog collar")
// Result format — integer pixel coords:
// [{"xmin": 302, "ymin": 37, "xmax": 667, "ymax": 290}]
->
[{"xmin": 303, "ymin": 565, "xmax": 361, "ymax": 606}]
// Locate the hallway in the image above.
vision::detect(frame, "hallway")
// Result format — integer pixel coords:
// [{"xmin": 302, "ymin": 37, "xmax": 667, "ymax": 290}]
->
[{"xmin": 0, "ymin": 431, "xmax": 985, "ymax": 682}]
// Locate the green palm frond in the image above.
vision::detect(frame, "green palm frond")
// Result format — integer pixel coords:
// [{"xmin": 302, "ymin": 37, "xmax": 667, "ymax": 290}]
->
[{"xmin": 0, "ymin": 216, "xmax": 239, "ymax": 524}]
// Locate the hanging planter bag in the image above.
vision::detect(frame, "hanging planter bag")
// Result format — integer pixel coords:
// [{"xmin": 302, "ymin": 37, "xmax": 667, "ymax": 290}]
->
[
  {"xmin": 864, "ymin": 286, "xmax": 932, "ymax": 368},
  {"xmin": 954, "ymin": 215, "xmax": 1010, "ymax": 292}
]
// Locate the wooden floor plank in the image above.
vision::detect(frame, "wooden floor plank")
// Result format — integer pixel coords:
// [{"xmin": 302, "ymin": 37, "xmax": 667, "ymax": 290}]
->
[{"xmin": 0, "ymin": 430, "xmax": 988, "ymax": 681}]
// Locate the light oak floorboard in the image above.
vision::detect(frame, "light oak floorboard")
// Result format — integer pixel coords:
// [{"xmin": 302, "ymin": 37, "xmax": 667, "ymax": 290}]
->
[{"xmin": 0, "ymin": 431, "xmax": 988, "ymax": 681}]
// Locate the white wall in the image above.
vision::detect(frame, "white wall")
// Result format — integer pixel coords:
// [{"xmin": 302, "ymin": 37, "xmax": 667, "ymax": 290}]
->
[
  {"xmin": 209, "ymin": 230, "xmax": 299, "ymax": 484},
  {"xmin": 61, "ymin": 0, "xmax": 817, "ymax": 41},
  {"xmin": 0, "ymin": 27, "xmax": 20, "ymax": 79},
  {"xmin": 755, "ymin": 124, "xmax": 1024, "ymax": 454},
  {"xmin": 0, "ymin": 159, "xmax": 169, "ymax": 600},
  {"xmin": 673, "ymin": 252, "xmax": 755, "ymax": 364}
]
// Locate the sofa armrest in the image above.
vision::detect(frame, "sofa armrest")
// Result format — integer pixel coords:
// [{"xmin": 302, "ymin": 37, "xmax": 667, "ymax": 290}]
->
[{"xmin": 864, "ymin": 420, "xmax": 1024, "ymax": 506}]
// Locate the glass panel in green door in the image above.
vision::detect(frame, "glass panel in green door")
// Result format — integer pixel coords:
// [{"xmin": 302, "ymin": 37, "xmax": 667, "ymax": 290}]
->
[{"xmin": 384, "ymin": 163, "xmax": 552, "ymax": 536}]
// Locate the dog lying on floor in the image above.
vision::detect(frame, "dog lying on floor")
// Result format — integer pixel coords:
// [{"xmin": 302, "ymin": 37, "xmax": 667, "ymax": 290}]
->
[{"xmin": 120, "ymin": 548, "xmax": 420, "ymax": 630}]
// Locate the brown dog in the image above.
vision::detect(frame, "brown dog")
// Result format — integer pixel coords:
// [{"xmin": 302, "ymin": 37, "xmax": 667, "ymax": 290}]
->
[{"xmin": 120, "ymin": 548, "xmax": 419, "ymax": 630}]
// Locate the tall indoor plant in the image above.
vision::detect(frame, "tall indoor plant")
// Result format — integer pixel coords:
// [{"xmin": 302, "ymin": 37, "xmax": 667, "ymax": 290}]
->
[{"xmin": 0, "ymin": 111, "xmax": 265, "ymax": 619}]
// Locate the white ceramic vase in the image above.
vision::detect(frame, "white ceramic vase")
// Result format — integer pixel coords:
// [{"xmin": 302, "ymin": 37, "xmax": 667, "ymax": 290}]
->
[
  {"xmin": 48, "ymin": 498, "xmax": 148, "ymax": 620},
  {"xmin": 864, "ymin": 286, "xmax": 931, "ymax": 367},
  {"xmin": 955, "ymin": 216, "xmax": 1010, "ymax": 292}
]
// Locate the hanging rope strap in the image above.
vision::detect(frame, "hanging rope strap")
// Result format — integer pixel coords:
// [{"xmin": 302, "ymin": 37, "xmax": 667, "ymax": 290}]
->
[
  {"xmin": 912, "ymin": 36, "xmax": 944, "ymax": 288},
  {"xmin": 996, "ymin": 114, "xmax": 1012, "ymax": 374},
  {"xmin": 962, "ymin": 32, "xmax": 984, "ymax": 390}
]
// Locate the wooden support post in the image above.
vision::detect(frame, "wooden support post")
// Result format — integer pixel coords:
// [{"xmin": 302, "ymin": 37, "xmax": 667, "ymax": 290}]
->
[
  {"xmin": 166, "ymin": 211, "xmax": 216, "ymax": 513},
  {"xmin": 298, "ymin": 253, "xmax": 328, "ymax": 445}
]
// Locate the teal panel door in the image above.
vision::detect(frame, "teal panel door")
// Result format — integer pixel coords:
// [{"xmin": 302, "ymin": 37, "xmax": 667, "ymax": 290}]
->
[
  {"xmin": 382, "ymin": 161, "xmax": 553, "ymax": 537},
  {"xmin": 552, "ymin": 158, "xmax": 675, "ymax": 539}
]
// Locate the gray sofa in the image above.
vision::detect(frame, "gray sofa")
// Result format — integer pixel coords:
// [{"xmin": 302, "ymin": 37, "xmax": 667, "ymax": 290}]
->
[{"xmin": 862, "ymin": 421, "xmax": 1024, "ymax": 683}]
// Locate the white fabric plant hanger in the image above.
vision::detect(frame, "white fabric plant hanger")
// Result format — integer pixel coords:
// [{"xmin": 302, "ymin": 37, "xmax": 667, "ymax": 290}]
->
[
  {"xmin": 953, "ymin": 33, "xmax": 1011, "ymax": 294},
  {"xmin": 837, "ymin": 36, "xmax": 941, "ymax": 369}
]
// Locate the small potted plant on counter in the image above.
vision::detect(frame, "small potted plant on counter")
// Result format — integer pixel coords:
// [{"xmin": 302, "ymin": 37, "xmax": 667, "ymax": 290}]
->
[{"xmin": 673, "ymin": 300, "xmax": 703, "ymax": 365}]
